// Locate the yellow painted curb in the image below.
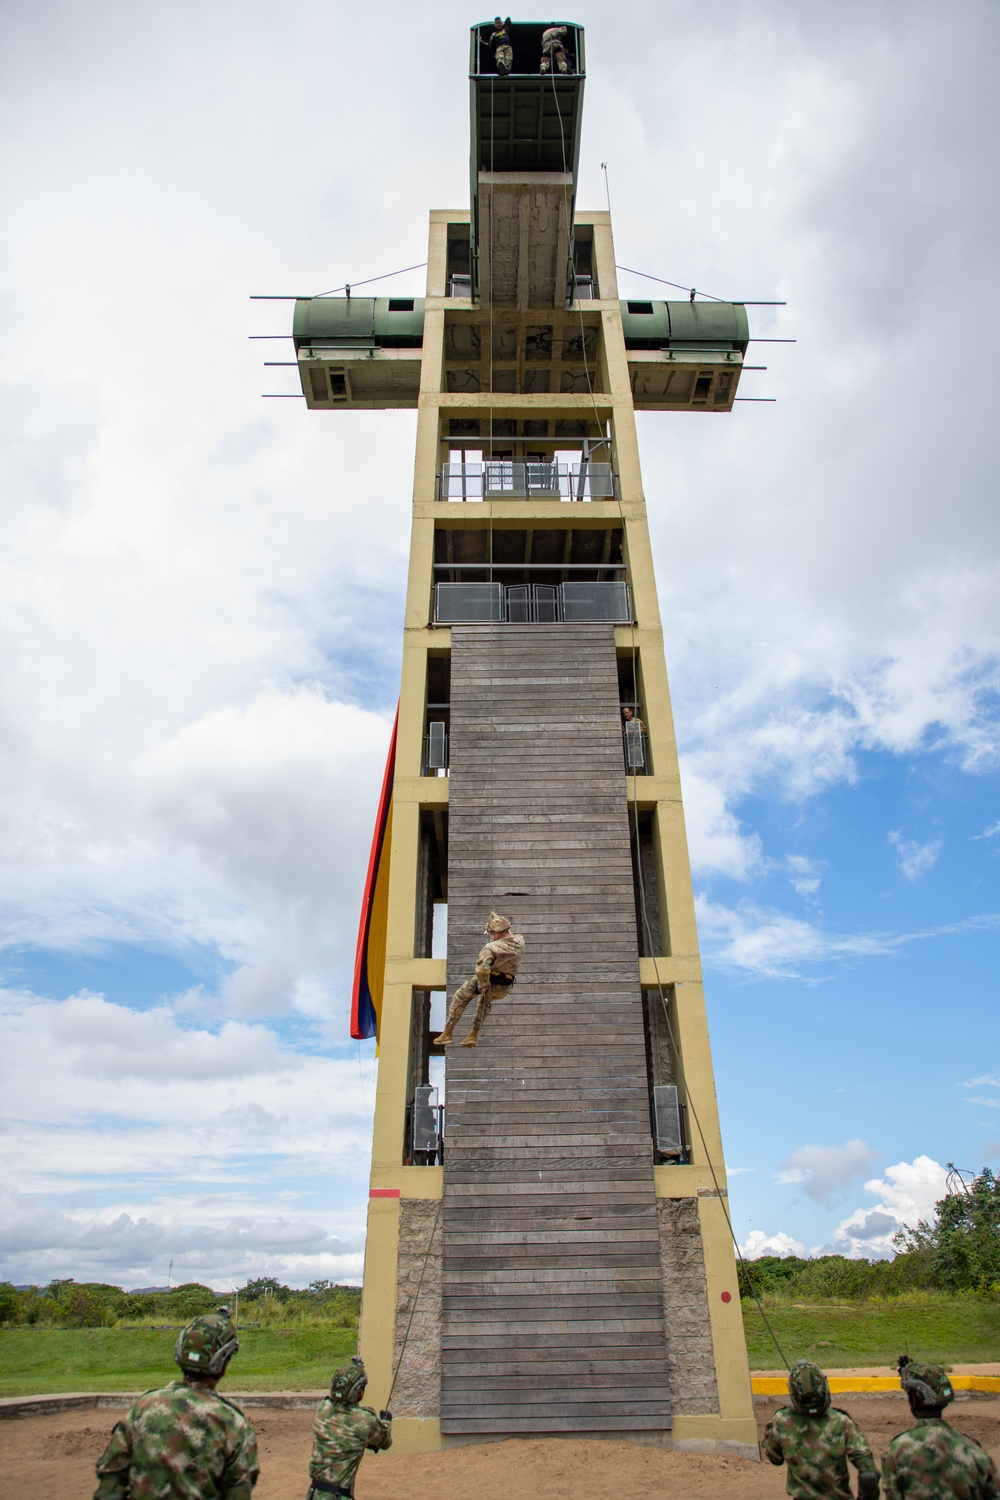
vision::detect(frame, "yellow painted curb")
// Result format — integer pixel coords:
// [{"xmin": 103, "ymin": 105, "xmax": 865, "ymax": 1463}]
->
[{"xmin": 752, "ymin": 1375, "xmax": 1000, "ymax": 1396}]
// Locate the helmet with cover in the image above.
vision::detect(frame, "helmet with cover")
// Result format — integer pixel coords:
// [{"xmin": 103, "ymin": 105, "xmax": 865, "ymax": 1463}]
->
[
  {"xmin": 788, "ymin": 1359, "xmax": 831, "ymax": 1416},
  {"xmin": 485, "ymin": 911, "xmax": 511, "ymax": 935},
  {"xmin": 173, "ymin": 1312, "xmax": 239, "ymax": 1378},
  {"xmin": 329, "ymin": 1355, "xmax": 368, "ymax": 1405},
  {"xmin": 899, "ymin": 1359, "xmax": 954, "ymax": 1408}
]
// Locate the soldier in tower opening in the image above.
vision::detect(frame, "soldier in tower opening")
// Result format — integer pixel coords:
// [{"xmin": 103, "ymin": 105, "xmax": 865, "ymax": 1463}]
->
[
  {"xmin": 539, "ymin": 23, "xmax": 570, "ymax": 75},
  {"xmin": 763, "ymin": 1359, "xmax": 880, "ymax": 1500},
  {"xmin": 93, "ymin": 1310, "xmax": 259, "ymax": 1500},
  {"xmin": 486, "ymin": 17, "xmax": 513, "ymax": 77},
  {"xmin": 881, "ymin": 1358, "xmax": 1000, "ymax": 1500},
  {"xmin": 433, "ymin": 911, "xmax": 525, "ymax": 1049},
  {"xmin": 307, "ymin": 1357, "xmax": 392, "ymax": 1500},
  {"xmin": 622, "ymin": 705, "xmax": 647, "ymax": 771}
]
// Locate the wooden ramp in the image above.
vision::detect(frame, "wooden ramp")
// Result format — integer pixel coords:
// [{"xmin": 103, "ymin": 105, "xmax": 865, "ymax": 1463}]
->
[{"xmin": 441, "ymin": 624, "xmax": 672, "ymax": 1435}]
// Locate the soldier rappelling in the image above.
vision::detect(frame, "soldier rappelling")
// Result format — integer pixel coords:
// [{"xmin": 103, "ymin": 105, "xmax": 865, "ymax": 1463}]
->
[
  {"xmin": 306, "ymin": 1356, "xmax": 392, "ymax": 1500},
  {"xmin": 434, "ymin": 911, "xmax": 525, "ymax": 1049}
]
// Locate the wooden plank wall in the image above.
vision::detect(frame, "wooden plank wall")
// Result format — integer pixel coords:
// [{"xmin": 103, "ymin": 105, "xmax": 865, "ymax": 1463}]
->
[{"xmin": 440, "ymin": 623, "xmax": 672, "ymax": 1434}]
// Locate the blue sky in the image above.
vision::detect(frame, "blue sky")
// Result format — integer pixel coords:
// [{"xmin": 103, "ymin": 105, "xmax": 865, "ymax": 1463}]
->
[{"xmin": 0, "ymin": 0, "xmax": 997, "ymax": 1287}]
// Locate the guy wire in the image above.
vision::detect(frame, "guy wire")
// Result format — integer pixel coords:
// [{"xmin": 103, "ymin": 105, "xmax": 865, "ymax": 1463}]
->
[{"xmin": 548, "ymin": 66, "xmax": 790, "ymax": 1374}]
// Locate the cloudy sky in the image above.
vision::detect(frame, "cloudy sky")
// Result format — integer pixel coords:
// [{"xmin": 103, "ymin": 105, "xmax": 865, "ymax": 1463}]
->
[{"xmin": 0, "ymin": 0, "xmax": 997, "ymax": 1289}]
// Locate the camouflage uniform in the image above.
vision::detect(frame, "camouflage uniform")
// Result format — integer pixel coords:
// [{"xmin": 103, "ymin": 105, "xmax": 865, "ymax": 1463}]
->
[
  {"xmin": 94, "ymin": 1310, "xmax": 258, "ymax": 1500},
  {"xmin": 488, "ymin": 20, "xmax": 513, "ymax": 77},
  {"xmin": 434, "ymin": 912, "xmax": 525, "ymax": 1048},
  {"xmin": 308, "ymin": 1358, "xmax": 391, "ymax": 1498},
  {"xmin": 763, "ymin": 1361, "xmax": 879, "ymax": 1500},
  {"xmin": 539, "ymin": 25, "xmax": 569, "ymax": 75},
  {"xmin": 93, "ymin": 1379, "xmax": 259, "ymax": 1500},
  {"xmin": 882, "ymin": 1359, "xmax": 1000, "ymax": 1500}
]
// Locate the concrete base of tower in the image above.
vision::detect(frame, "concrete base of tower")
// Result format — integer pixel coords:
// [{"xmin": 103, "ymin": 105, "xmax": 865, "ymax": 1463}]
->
[
  {"xmin": 386, "ymin": 1416, "xmax": 760, "ymax": 1458},
  {"xmin": 671, "ymin": 1414, "xmax": 761, "ymax": 1459}
]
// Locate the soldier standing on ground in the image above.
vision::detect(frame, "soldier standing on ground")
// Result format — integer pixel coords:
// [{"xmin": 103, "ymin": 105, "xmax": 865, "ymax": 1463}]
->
[
  {"xmin": 307, "ymin": 1356, "xmax": 391, "ymax": 1500},
  {"xmin": 882, "ymin": 1359, "xmax": 1000, "ymax": 1499},
  {"xmin": 434, "ymin": 911, "xmax": 525, "ymax": 1048},
  {"xmin": 763, "ymin": 1359, "xmax": 880, "ymax": 1500},
  {"xmin": 93, "ymin": 1310, "xmax": 259, "ymax": 1500},
  {"xmin": 539, "ymin": 23, "xmax": 570, "ymax": 74},
  {"xmin": 486, "ymin": 17, "xmax": 513, "ymax": 76}
]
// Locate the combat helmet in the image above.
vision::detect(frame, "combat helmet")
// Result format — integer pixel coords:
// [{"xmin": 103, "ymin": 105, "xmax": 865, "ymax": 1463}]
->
[
  {"xmin": 329, "ymin": 1355, "xmax": 368, "ymax": 1405},
  {"xmin": 899, "ymin": 1358, "xmax": 954, "ymax": 1408},
  {"xmin": 485, "ymin": 911, "xmax": 511, "ymax": 934},
  {"xmin": 788, "ymin": 1359, "xmax": 831, "ymax": 1416},
  {"xmin": 174, "ymin": 1311, "xmax": 239, "ymax": 1378}
]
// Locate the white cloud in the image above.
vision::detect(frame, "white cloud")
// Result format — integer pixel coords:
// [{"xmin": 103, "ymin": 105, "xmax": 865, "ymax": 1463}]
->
[
  {"xmin": 777, "ymin": 1140, "xmax": 879, "ymax": 1205},
  {"xmin": 963, "ymin": 1074, "xmax": 1000, "ymax": 1089},
  {"xmin": 786, "ymin": 855, "xmax": 822, "ymax": 896},
  {"xmin": 740, "ymin": 1229, "xmax": 806, "ymax": 1259},
  {"xmin": 50, "ymin": 991, "xmax": 285, "ymax": 1080},
  {"xmin": 831, "ymin": 1155, "xmax": 949, "ymax": 1257},
  {"xmin": 968, "ymin": 1097, "xmax": 1000, "ymax": 1110},
  {"xmin": 0, "ymin": 1192, "xmax": 364, "ymax": 1288},
  {"xmin": 696, "ymin": 897, "xmax": 1000, "ymax": 979},
  {"xmin": 972, "ymin": 821, "xmax": 1000, "ymax": 841},
  {"xmin": 679, "ymin": 767, "xmax": 762, "ymax": 880},
  {"xmin": 888, "ymin": 831, "xmax": 942, "ymax": 882}
]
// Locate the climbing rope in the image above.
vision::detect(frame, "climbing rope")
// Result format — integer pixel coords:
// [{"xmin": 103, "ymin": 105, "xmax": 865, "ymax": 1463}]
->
[{"xmin": 546, "ymin": 67, "xmax": 791, "ymax": 1374}]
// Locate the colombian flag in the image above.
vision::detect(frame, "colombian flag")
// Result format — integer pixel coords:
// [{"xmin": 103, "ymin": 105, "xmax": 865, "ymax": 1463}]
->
[{"xmin": 350, "ymin": 708, "xmax": 397, "ymax": 1041}]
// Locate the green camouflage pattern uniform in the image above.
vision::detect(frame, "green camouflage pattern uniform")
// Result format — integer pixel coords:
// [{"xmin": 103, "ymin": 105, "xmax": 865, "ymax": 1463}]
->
[
  {"xmin": 882, "ymin": 1418, "xmax": 1000, "ymax": 1499},
  {"xmin": 93, "ymin": 1378, "xmax": 259, "ymax": 1500},
  {"xmin": 763, "ymin": 1360, "xmax": 879, "ymax": 1500},
  {"xmin": 308, "ymin": 1398, "xmax": 391, "ymax": 1496},
  {"xmin": 882, "ymin": 1360, "xmax": 1000, "ymax": 1499}
]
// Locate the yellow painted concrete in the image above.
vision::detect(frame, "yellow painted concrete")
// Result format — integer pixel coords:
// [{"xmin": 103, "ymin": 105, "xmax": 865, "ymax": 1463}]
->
[
  {"xmin": 388, "ymin": 1418, "xmax": 444, "ymax": 1453},
  {"xmin": 358, "ymin": 1196, "xmax": 400, "ymax": 1411},
  {"xmin": 752, "ymin": 1375, "xmax": 1000, "ymax": 1395},
  {"xmin": 672, "ymin": 1414, "xmax": 760, "ymax": 1450}
]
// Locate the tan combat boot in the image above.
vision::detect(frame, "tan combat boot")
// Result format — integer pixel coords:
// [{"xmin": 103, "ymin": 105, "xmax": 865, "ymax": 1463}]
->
[{"xmin": 433, "ymin": 1025, "xmax": 455, "ymax": 1045}]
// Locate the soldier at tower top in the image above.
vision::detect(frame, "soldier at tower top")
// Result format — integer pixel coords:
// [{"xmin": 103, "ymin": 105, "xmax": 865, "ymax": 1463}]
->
[
  {"xmin": 434, "ymin": 911, "xmax": 525, "ymax": 1049},
  {"xmin": 539, "ymin": 23, "xmax": 570, "ymax": 74},
  {"xmin": 486, "ymin": 17, "xmax": 513, "ymax": 76},
  {"xmin": 763, "ymin": 1360, "xmax": 880, "ymax": 1500},
  {"xmin": 882, "ymin": 1359, "xmax": 1000, "ymax": 1499}
]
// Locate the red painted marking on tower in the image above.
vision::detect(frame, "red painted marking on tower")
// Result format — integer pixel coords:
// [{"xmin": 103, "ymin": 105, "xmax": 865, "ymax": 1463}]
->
[
  {"xmin": 720, "ymin": 1290, "xmax": 732, "ymax": 1303},
  {"xmin": 369, "ymin": 1188, "xmax": 401, "ymax": 1198}
]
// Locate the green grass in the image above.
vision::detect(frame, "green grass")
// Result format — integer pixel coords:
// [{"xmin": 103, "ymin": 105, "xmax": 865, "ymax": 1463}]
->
[
  {"xmin": 743, "ymin": 1292, "xmax": 1000, "ymax": 1370},
  {"xmin": 0, "ymin": 1326, "xmax": 358, "ymax": 1397},
  {"xmin": 3, "ymin": 1294, "xmax": 996, "ymax": 1395}
]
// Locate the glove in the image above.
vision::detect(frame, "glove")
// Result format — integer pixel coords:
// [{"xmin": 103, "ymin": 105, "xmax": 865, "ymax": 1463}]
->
[
  {"xmin": 379, "ymin": 1409, "xmax": 392, "ymax": 1421},
  {"xmin": 857, "ymin": 1473, "xmax": 880, "ymax": 1500}
]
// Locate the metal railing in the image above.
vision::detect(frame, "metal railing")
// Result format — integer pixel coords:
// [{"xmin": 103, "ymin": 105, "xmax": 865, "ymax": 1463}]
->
[
  {"xmin": 623, "ymin": 721, "xmax": 649, "ymax": 773},
  {"xmin": 423, "ymin": 721, "xmax": 449, "ymax": 776},
  {"xmin": 438, "ymin": 462, "xmax": 617, "ymax": 501},
  {"xmin": 406, "ymin": 1094, "xmax": 445, "ymax": 1165},
  {"xmin": 434, "ymin": 579, "xmax": 631, "ymax": 625}
]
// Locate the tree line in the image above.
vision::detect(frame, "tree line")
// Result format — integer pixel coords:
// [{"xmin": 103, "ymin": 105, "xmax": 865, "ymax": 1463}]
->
[
  {"xmin": 0, "ymin": 1275, "xmax": 361, "ymax": 1329},
  {"xmin": 738, "ymin": 1169, "xmax": 1000, "ymax": 1301}
]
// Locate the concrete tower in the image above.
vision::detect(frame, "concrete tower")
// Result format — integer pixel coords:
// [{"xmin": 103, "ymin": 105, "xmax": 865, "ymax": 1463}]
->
[{"xmin": 292, "ymin": 20, "xmax": 756, "ymax": 1456}]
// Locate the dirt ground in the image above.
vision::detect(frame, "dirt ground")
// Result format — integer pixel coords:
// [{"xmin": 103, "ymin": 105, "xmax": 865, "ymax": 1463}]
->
[{"xmin": 2, "ymin": 1395, "xmax": 998, "ymax": 1500}]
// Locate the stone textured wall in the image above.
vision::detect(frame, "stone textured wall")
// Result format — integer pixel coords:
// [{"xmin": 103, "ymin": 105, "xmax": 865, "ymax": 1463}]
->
[
  {"xmin": 391, "ymin": 1198, "xmax": 442, "ymax": 1418},
  {"xmin": 656, "ymin": 1197, "xmax": 720, "ymax": 1414}
]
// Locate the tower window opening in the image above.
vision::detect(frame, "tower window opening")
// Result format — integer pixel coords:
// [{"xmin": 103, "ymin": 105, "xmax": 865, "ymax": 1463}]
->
[
  {"xmin": 641, "ymin": 985, "xmax": 688, "ymax": 1163},
  {"xmin": 630, "ymin": 809, "xmax": 664, "ymax": 956},
  {"xmin": 388, "ymin": 299, "xmax": 415, "ymax": 312},
  {"xmin": 406, "ymin": 989, "xmax": 446, "ymax": 1165},
  {"xmin": 627, "ymin": 301, "xmax": 655, "ymax": 315}
]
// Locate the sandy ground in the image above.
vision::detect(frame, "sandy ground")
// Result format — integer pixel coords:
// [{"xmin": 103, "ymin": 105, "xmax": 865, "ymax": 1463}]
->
[{"xmin": 2, "ymin": 1395, "xmax": 998, "ymax": 1500}]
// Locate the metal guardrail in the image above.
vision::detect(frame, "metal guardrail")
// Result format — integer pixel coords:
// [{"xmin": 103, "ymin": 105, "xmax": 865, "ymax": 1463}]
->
[
  {"xmin": 438, "ymin": 462, "xmax": 617, "ymax": 501},
  {"xmin": 434, "ymin": 580, "xmax": 632, "ymax": 625}
]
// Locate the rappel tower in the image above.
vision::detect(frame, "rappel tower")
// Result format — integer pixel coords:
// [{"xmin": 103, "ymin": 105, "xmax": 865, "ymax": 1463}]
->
[{"xmin": 293, "ymin": 20, "xmax": 756, "ymax": 1454}]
